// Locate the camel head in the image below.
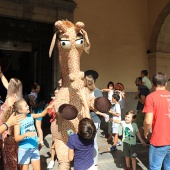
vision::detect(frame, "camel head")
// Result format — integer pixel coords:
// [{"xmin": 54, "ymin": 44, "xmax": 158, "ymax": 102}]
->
[{"xmin": 49, "ymin": 20, "xmax": 90, "ymax": 58}]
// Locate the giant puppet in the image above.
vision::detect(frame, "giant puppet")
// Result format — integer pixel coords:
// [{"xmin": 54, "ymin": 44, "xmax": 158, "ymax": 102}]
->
[{"xmin": 49, "ymin": 20, "xmax": 111, "ymax": 169}]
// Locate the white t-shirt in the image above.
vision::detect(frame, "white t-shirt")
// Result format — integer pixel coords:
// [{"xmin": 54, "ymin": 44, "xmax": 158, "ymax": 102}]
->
[
  {"xmin": 121, "ymin": 121, "xmax": 139, "ymax": 145},
  {"xmin": 111, "ymin": 103, "xmax": 121, "ymax": 120},
  {"xmin": 108, "ymin": 90, "xmax": 114, "ymax": 103}
]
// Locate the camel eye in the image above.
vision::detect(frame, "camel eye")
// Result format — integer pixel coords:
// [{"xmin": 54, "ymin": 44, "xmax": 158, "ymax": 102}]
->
[
  {"xmin": 75, "ymin": 38, "xmax": 84, "ymax": 48},
  {"xmin": 60, "ymin": 40, "xmax": 71, "ymax": 49}
]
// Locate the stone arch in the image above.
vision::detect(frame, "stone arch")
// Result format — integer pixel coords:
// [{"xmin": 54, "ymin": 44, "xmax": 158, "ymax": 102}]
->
[
  {"xmin": 148, "ymin": 2, "xmax": 170, "ymax": 82},
  {"xmin": 149, "ymin": 2, "xmax": 170, "ymax": 53}
]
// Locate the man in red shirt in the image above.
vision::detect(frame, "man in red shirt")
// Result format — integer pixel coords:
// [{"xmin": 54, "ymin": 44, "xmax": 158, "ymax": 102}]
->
[{"xmin": 143, "ymin": 72, "xmax": 170, "ymax": 170}]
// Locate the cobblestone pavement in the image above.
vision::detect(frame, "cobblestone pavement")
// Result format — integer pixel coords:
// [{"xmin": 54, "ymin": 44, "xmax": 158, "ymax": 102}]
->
[{"xmin": 29, "ymin": 125, "xmax": 149, "ymax": 170}]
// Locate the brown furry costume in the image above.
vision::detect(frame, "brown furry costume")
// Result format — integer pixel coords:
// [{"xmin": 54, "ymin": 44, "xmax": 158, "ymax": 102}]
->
[{"xmin": 49, "ymin": 20, "xmax": 110, "ymax": 169}]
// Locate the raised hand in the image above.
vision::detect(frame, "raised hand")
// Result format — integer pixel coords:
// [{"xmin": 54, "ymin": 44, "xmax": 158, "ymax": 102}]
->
[{"xmin": 6, "ymin": 113, "xmax": 24, "ymax": 127}]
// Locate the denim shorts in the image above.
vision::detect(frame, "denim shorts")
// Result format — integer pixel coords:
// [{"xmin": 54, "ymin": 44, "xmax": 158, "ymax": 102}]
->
[
  {"xmin": 149, "ymin": 145, "xmax": 170, "ymax": 170},
  {"xmin": 18, "ymin": 148, "xmax": 40, "ymax": 164}
]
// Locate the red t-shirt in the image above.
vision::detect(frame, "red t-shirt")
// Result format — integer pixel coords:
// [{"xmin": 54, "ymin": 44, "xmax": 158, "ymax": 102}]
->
[{"xmin": 143, "ymin": 90, "xmax": 170, "ymax": 146}]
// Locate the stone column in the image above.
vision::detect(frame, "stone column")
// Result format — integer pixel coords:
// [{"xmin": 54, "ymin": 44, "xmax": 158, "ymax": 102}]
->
[{"xmin": 148, "ymin": 52, "xmax": 170, "ymax": 89}]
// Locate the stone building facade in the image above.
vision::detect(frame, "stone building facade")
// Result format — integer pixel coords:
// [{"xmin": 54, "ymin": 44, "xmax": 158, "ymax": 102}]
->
[{"xmin": 0, "ymin": 0, "xmax": 170, "ymax": 115}]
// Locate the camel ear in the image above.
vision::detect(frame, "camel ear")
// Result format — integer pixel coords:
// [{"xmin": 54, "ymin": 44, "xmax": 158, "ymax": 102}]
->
[
  {"xmin": 80, "ymin": 29, "xmax": 91, "ymax": 54},
  {"xmin": 55, "ymin": 20, "xmax": 67, "ymax": 32},
  {"xmin": 75, "ymin": 22, "xmax": 90, "ymax": 54},
  {"xmin": 75, "ymin": 22, "xmax": 85, "ymax": 32},
  {"xmin": 49, "ymin": 32, "xmax": 57, "ymax": 58}
]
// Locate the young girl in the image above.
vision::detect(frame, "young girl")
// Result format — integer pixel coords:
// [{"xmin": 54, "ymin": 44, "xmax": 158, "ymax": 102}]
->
[
  {"xmin": 111, "ymin": 111, "xmax": 146, "ymax": 170},
  {"xmin": 12, "ymin": 99, "xmax": 52, "ymax": 170}
]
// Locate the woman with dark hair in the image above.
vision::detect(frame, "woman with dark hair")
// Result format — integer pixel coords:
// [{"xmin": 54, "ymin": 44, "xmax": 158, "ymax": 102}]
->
[{"xmin": 29, "ymin": 82, "xmax": 45, "ymax": 147}]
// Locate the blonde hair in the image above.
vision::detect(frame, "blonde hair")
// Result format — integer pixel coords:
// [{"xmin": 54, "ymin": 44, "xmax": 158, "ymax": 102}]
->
[
  {"xmin": 7, "ymin": 78, "xmax": 23, "ymax": 100},
  {"xmin": 2, "ymin": 99, "xmax": 25, "ymax": 123},
  {"xmin": 84, "ymin": 75, "xmax": 95, "ymax": 91},
  {"xmin": 13, "ymin": 99, "xmax": 25, "ymax": 114}
]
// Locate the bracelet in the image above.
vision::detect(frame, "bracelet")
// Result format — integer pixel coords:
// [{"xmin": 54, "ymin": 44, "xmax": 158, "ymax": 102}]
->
[{"xmin": 3, "ymin": 122, "xmax": 8, "ymax": 130}]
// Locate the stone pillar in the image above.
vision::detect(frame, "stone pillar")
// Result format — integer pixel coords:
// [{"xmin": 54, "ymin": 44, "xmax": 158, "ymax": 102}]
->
[{"xmin": 148, "ymin": 52, "xmax": 170, "ymax": 90}]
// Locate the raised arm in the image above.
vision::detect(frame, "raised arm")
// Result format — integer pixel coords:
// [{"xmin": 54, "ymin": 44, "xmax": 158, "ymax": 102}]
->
[
  {"xmin": 0, "ymin": 66, "xmax": 8, "ymax": 89},
  {"xmin": 108, "ymin": 109, "xmax": 121, "ymax": 117},
  {"xmin": 93, "ymin": 109, "xmax": 108, "ymax": 119},
  {"xmin": 110, "ymin": 118, "xmax": 121, "ymax": 124},
  {"xmin": 0, "ymin": 113, "xmax": 24, "ymax": 134},
  {"xmin": 31, "ymin": 107, "xmax": 48, "ymax": 119},
  {"xmin": 101, "ymin": 88, "xmax": 110, "ymax": 93}
]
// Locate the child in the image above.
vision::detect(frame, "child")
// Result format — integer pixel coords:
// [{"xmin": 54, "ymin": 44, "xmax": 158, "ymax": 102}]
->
[
  {"xmin": 101, "ymin": 81, "xmax": 114, "ymax": 103},
  {"xmin": 67, "ymin": 118, "xmax": 97, "ymax": 170},
  {"xmin": 111, "ymin": 110, "xmax": 146, "ymax": 170},
  {"xmin": 114, "ymin": 82, "xmax": 126, "ymax": 110},
  {"xmin": 66, "ymin": 88, "xmax": 97, "ymax": 170},
  {"xmin": 107, "ymin": 93, "xmax": 121, "ymax": 150},
  {"xmin": 47, "ymin": 87, "xmax": 60, "ymax": 169},
  {"xmin": 135, "ymin": 70, "xmax": 151, "ymax": 101},
  {"xmin": 13, "ymin": 99, "xmax": 52, "ymax": 170},
  {"xmin": 28, "ymin": 84, "xmax": 38, "ymax": 101},
  {"xmin": 140, "ymin": 70, "xmax": 152, "ymax": 90}
]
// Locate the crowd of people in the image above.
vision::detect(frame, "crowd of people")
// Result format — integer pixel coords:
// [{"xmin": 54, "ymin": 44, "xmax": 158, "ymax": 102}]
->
[{"xmin": 0, "ymin": 68, "xmax": 169, "ymax": 170}]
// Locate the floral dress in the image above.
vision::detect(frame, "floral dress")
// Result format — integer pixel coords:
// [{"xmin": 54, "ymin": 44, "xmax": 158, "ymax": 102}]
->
[{"xmin": 0, "ymin": 102, "xmax": 19, "ymax": 170}]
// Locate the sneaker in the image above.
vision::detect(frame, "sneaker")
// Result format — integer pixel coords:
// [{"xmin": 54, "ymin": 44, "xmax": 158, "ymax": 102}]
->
[
  {"xmin": 125, "ymin": 167, "xmax": 130, "ymax": 170},
  {"xmin": 108, "ymin": 145, "xmax": 117, "ymax": 151},
  {"xmin": 116, "ymin": 142, "xmax": 122, "ymax": 146},
  {"xmin": 47, "ymin": 160, "xmax": 55, "ymax": 169}
]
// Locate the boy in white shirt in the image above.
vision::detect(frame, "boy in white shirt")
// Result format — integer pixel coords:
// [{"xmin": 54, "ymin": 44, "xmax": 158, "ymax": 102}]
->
[{"xmin": 108, "ymin": 93, "xmax": 121, "ymax": 151}]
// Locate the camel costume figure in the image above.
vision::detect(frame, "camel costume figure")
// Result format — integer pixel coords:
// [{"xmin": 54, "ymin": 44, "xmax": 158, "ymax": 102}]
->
[{"xmin": 49, "ymin": 20, "xmax": 111, "ymax": 169}]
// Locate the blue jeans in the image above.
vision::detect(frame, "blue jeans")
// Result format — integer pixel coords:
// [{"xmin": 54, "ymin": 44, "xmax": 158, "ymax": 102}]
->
[{"xmin": 149, "ymin": 144, "xmax": 170, "ymax": 170}]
